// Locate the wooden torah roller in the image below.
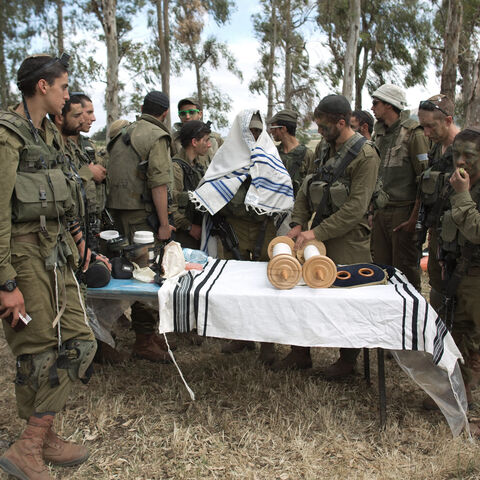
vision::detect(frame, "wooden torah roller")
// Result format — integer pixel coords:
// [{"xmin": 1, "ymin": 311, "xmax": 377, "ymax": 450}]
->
[
  {"xmin": 267, "ymin": 236, "xmax": 302, "ymax": 290},
  {"xmin": 300, "ymin": 240, "xmax": 336, "ymax": 288}
]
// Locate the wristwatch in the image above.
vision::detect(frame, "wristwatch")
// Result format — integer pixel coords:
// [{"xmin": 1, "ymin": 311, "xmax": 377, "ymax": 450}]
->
[{"xmin": 0, "ymin": 279, "xmax": 17, "ymax": 292}]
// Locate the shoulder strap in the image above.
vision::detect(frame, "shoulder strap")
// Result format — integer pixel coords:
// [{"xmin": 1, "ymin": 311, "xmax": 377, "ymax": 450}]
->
[
  {"xmin": 311, "ymin": 136, "xmax": 366, "ymax": 229},
  {"xmin": 172, "ymin": 157, "xmax": 198, "ymax": 191}
]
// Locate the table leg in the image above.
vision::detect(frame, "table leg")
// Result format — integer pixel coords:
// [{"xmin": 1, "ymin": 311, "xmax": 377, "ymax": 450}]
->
[
  {"xmin": 363, "ymin": 347, "xmax": 371, "ymax": 386},
  {"xmin": 377, "ymin": 347, "xmax": 387, "ymax": 429}
]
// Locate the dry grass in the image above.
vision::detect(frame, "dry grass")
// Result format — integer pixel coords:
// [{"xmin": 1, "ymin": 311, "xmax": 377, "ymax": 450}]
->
[{"xmin": 1, "ymin": 271, "xmax": 479, "ymax": 480}]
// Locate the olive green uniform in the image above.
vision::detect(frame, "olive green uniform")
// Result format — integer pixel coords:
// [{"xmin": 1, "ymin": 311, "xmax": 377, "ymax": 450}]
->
[
  {"xmin": 106, "ymin": 113, "xmax": 172, "ymax": 334},
  {"xmin": 292, "ymin": 132, "xmax": 380, "ymax": 363},
  {"xmin": 0, "ymin": 108, "xmax": 95, "ymax": 419},
  {"xmin": 372, "ymin": 111, "xmax": 429, "ymax": 290},
  {"xmin": 418, "ymin": 143, "xmax": 453, "ymax": 312},
  {"xmin": 439, "ymin": 182, "xmax": 480, "ymax": 385},
  {"xmin": 218, "ymin": 180, "xmax": 276, "ymax": 261},
  {"xmin": 278, "ymin": 143, "xmax": 316, "ymax": 197},
  {"xmin": 171, "ymin": 148, "xmax": 208, "ymax": 249}
]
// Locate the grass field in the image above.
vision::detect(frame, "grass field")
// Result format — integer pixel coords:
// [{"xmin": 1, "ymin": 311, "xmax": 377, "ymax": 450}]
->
[{"xmin": 0, "ymin": 271, "xmax": 479, "ymax": 480}]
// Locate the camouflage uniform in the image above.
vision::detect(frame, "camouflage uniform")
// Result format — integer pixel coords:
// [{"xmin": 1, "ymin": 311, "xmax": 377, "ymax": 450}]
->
[
  {"xmin": 278, "ymin": 143, "xmax": 316, "ymax": 198},
  {"xmin": 372, "ymin": 110, "xmax": 429, "ymax": 290}
]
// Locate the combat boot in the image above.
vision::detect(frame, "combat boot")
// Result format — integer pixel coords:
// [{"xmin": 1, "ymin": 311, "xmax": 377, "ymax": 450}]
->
[
  {"xmin": 221, "ymin": 340, "xmax": 255, "ymax": 354},
  {"xmin": 320, "ymin": 356, "xmax": 355, "ymax": 379},
  {"xmin": 153, "ymin": 333, "xmax": 177, "ymax": 351},
  {"xmin": 258, "ymin": 342, "xmax": 277, "ymax": 366},
  {"xmin": 43, "ymin": 426, "xmax": 89, "ymax": 467},
  {"xmin": 270, "ymin": 346, "xmax": 312, "ymax": 371},
  {"xmin": 133, "ymin": 333, "xmax": 172, "ymax": 363},
  {"xmin": 0, "ymin": 415, "xmax": 53, "ymax": 480},
  {"xmin": 94, "ymin": 340, "xmax": 126, "ymax": 365}
]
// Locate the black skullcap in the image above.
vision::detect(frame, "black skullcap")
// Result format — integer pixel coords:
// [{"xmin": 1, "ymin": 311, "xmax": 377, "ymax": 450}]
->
[
  {"xmin": 317, "ymin": 94, "xmax": 352, "ymax": 115},
  {"xmin": 179, "ymin": 120, "xmax": 211, "ymax": 146},
  {"xmin": 178, "ymin": 97, "xmax": 202, "ymax": 110},
  {"xmin": 143, "ymin": 91, "xmax": 170, "ymax": 109},
  {"xmin": 269, "ymin": 109, "xmax": 298, "ymax": 125}
]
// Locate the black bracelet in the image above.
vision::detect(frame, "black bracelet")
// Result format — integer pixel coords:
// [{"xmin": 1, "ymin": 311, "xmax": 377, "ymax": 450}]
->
[{"xmin": 75, "ymin": 236, "xmax": 84, "ymax": 246}]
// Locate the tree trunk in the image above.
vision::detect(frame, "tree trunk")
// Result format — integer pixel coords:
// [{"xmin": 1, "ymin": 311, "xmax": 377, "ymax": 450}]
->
[
  {"xmin": 55, "ymin": 0, "xmax": 64, "ymax": 53},
  {"xmin": 156, "ymin": 0, "xmax": 171, "ymax": 126},
  {"xmin": 464, "ymin": 50, "xmax": 480, "ymax": 127},
  {"xmin": 342, "ymin": 0, "xmax": 360, "ymax": 103},
  {"xmin": 0, "ymin": 6, "xmax": 8, "ymax": 109},
  {"xmin": 266, "ymin": 0, "xmax": 277, "ymax": 119},
  {"xmin": 283, "ymin": 0, "xmax": 292, "ymax": 108},
  {"xmin": 440, "ymin": 0, "xmax": 462, "ymax": 99},
  {"xmin": 101, "ymin": 0, "xmax": 120, "ymax": 128}
]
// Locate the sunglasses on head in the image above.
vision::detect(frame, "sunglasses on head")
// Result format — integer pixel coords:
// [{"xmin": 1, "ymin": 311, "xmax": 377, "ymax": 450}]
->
[
  {"xmin": 179, "ymin": 109, "xmax": 200, "ymax": 117},
  {"xmin": 419, "ymin": 99, "xmax": 449, "ymax": 117}
]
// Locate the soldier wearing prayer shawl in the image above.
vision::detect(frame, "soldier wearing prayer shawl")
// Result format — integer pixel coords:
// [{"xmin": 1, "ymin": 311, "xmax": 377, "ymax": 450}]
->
[{"xmin": 189, "ymin": 109, "xmax": 294, "ymax": 364}]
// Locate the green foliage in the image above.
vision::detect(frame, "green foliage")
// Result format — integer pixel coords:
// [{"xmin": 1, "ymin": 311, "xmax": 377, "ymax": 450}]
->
[
  {"xmin": 91, "ymin": 125, "xmax": 107, "ymax": 141},
  {"xmin": 317, "ymin": 0, "xmax": 433, "ymax": 108}
]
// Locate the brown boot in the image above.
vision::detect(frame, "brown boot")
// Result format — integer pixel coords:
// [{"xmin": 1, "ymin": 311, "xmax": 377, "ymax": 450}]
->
[
  {"xmin": 320, "ymin": 357, "xmax": 355, "ymax": 379},
  {"xmin": 43, "ymin": 426, "xmax": 88, "ymax": 467},
  {"xmin": 270, "ymin": 346, "xmax": 312, "ymax": 371},
  {"xmin": 258, "ymin": 343, "xmax": 277, "ymax": 366},
  {"xmin": 0, "ymin": 415, "xmax": 53, "ymax": 480},
  {"xmin": 94, "ymin": 340, "xmax": 126, "ymax": 365},
  {"xmin": 153, "ymin": 333, "xmax": 177, "ymax": 351},
  {"xmin": 221, "ymin": 340, "xmax": 255, "ymax": 354},
  {"xmin": 132, "ymin": 333, "xmax": 172, "ymax": 363}
]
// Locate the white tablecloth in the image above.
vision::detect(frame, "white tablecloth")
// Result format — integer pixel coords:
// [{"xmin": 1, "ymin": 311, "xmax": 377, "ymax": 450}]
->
[{"xmin": 158, "ymin": 259, "xmax": 468, "ymax": 436}]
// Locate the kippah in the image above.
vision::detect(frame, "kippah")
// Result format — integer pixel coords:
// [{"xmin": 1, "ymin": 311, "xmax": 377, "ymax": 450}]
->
[
  {"xmin": 144, "ymin": 91, "xmax": 169, "ymax": 109},
  {"xmin": 317, "ymin": 95, "xmax": 352, "ymax": 115},
  {"xmin": 269, "ymin": 109, "xmax": 298, "ymax": 125}
]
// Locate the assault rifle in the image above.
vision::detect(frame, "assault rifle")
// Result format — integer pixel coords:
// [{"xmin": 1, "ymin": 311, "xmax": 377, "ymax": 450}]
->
[{"xmin": 211, "ymin": 214, "xmax": 242, "ymax": 260}]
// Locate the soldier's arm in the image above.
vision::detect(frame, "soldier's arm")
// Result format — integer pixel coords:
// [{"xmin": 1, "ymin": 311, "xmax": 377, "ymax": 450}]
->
[
  {"xmin": 450, "ymin": 187, "xmax": 480, "ymax": 245},
  {"xmin": 171, "ymin": 162, "xmax": 191, "ymax": 231},
  {"xmin": 409, "ymin": 127, "xmax": 429, "ymax": 176},
  {"xmin": 313, "ymin": 150, "xmax": 380, "ymax": 242}
]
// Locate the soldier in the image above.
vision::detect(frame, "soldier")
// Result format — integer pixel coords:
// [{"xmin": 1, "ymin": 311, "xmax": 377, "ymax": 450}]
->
[
  {"xmin": 274, "ymin": 95, "xmax": 380, "ymax": 375},
  {"xmin": 171, "ymin": 120, "xmax": 211, "ymax": 249},
  {"xmin": 436, "ymin": 128, "xmax": 480, "ymax": 430},
  {"xmin": 350, "ymin": 110, "xmax": 374, "ymax": 141},
  {"xmin": 268, "ymin": 108, "xmax": 316, "ymax": 196},
  {"xmin": 106, "ymin": 91, "xmax": 175, "ymax": 362},
  {"xmin": 171, "ymin": 97, "xmax": 223, "ymax": 158},
  {"xmin": 371, "ymin": 84, "xmax": 429, "ymax": 291},
  {"xmin": 0, "ymin": 54, "xmax": 97, "ymax": 480}
]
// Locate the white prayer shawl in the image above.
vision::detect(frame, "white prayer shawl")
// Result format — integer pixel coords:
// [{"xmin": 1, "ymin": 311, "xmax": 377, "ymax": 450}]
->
[{"xmin": 189, "ymin": 109, "xmax": 294, "ymax": 216}]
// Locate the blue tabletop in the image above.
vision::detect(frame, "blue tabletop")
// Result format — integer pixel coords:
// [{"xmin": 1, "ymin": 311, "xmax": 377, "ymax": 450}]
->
[{"xmin": 87, "ymin": 278, "xmax": 160, "ymax": 299}]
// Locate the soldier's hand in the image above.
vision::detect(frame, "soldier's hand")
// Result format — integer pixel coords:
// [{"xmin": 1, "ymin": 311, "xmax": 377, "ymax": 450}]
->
[
  {"xmin": 286, "ymin": 225, "xmax": 302, "ymax": 239},
  {"xmin": 0, "ymin": 288, "xmax": 26, "ymax": 329},
  {"xmin": 294, "ymin": 230, "xmax": 315, "ymax": 250},
  {"xmin": 450, "ymin": 168, "xmax": 470, "ymax": 193},
  {"xmin": 158, "ymin": 224, "xmax": 176, "ymax": 241},
  {"xmin": 189, "ymin": 224, "xmax": 202, "ymax": 241},
  {"xmin": 88, "ymin": 163, "xmax": 107, "ymax": 183},
  {"xmin": 94, "ymin": 253, "xmax": 112, "ymax": 272}
]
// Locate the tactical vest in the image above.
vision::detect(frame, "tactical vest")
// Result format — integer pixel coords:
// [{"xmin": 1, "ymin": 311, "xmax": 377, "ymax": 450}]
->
[
  {"xmin": 374, "ymin": 112, "xmax": 423, "ymax": 204},
  {"xmin": 280, "ymin": 144, "xmax": 307, "ymax": 197},
  {"xmin": 419, "ymin": 143, "xmax": 453, "ymax": 228},
  {"xmin": 172, "ymin": 156, "xmax": 205, "ymax": 224},
  {"xmin": 106, "ymin": 117, "xmax": 170, "ymax": 211},
  {"xmin": 304, "ymin": 134, "xmax": 377, "ymax": 220},
  {"xmin": 439, "ymin": 181, "xmax": 480, "ymax": 267},
  {"xmin": 0, "ymin": 111, "xmax": 73, "ymax": 225}
]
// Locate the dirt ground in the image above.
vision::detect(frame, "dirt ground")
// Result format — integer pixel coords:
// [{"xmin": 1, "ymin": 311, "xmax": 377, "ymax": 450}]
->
[{"xmin": 0, "ymin": 271, "xmax": 479, "ymax": 480}]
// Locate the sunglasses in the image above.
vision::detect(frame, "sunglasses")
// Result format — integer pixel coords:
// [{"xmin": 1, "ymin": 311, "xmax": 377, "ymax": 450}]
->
[
  {"xmin": 418, "ymin": 100, "xmax": 450, "ymax": 117},
  {"xmin": 372, "ymin": 99, "xmax": 382, "ymax": 106},
  {"xmin": 179, "ymin": 109, "xmax": 200, "ymax": 117}
]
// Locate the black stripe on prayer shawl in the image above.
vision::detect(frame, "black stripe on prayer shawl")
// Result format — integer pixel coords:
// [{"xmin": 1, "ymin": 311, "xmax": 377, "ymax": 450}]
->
[
  {"xmin": 192, "ymin": 259, "xmax": 224, "ymax": 334},
  {"xmin": 422, "ymin": 299, "xmax": 429, "ymax": 350},
  {"xmin": 201, "ymin": 259, "xmax": 229, "ymax": 337},
  {"xmin": 173, "ymin": 272, "xmax": 194, "ymax": 332},
  {"xmin": 403, "ymin": 284, "xmax": 420, "ymax": 350},
  {"xmin": 433, "ymin": 316, "xmax": 448, "ymax": 365},
  {"xmin": 394, "ymin": 284, "xmax": 408, "ymax": 349}
]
